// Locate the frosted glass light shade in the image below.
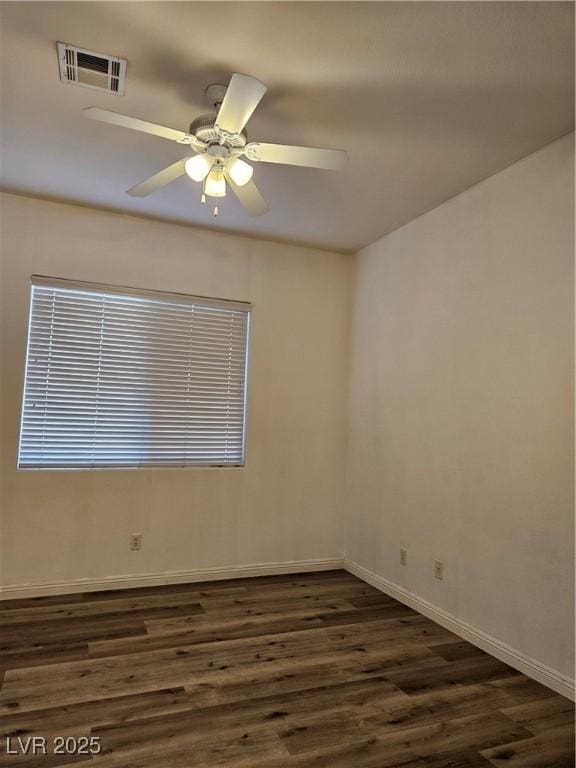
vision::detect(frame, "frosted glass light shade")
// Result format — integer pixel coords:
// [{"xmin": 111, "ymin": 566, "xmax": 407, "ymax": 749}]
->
[
  {"xmin": 204, "ymin": 168, "xmax": 226, "ymax": 198},
  {"xmin": 185, "ymin": 154, "xmax": 213, "ymax": 182},
  {"xmin": 228, "ymin": 158, "xmax": 254, "ymax": 187}
]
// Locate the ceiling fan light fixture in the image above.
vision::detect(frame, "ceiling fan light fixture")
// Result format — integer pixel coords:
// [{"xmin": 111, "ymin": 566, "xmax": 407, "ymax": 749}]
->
[
  {"xmin": 227, "ymin": 158, "xmax": 253, "ymax": 187},
  {"xmin": 83, "ymin": 72, "xmax": 347, "ymax": 218},
  {"xmin": 204, "ymin": 166, "xmax": 226, "ymax": 198},
  {"xmin": 185, "ymin": 153, "xmax": 213, "ymax": 182}
]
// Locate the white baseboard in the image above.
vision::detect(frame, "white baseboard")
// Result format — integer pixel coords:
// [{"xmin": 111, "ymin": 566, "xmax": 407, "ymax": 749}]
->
[
  {"xmin": 0, "ymin": 557, "xmax": 344, "ymax": 600},
  {"xmin": 344, "ymin": 559, "xmax": 575, "ymax": 701}
]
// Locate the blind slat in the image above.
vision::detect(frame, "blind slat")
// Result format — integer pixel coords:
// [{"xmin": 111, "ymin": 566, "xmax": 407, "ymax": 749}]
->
[{"xmin": 18, "ymin": 279, "xmax": 250, "ymax": 469}]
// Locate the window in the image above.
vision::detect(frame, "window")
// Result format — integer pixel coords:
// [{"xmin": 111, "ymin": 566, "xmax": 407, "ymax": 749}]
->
[{"xmin": 18, "ymin": 277, "xmax": 250, "ymax": 469}]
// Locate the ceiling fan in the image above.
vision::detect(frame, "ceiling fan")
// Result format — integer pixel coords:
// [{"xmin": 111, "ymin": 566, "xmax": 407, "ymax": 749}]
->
[{"xmin": 83, "ymin": 73, "xmax": 347, "ymax": 217}]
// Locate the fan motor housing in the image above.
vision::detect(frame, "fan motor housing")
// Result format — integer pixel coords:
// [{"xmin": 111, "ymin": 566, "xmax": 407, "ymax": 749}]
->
[{"xmin": 189, "ymin": 114, "xmax": 247, "ymax": 147}]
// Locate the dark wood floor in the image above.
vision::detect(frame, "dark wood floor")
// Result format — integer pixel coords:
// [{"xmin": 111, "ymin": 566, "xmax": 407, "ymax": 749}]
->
[{"xmin": 0, "ymin": 570, "xmax": 573, "ymax": 767}]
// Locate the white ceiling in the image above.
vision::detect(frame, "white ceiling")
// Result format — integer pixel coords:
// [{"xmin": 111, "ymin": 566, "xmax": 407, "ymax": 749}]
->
[{"xmin": 0, "ymin": 2, "xmax": 573, "ymax": 253}]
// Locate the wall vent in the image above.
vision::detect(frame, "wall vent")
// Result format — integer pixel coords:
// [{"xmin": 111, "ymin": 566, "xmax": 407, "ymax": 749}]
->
[{"xmin": 57, "ymin": 42, "xmax": 127, "ymax": 95}]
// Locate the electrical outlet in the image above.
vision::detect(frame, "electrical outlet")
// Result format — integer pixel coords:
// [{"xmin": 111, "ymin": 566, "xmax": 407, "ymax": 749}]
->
[
  {"xmin": 130, "ymin": 533, "xmax": 142, "ymax": 551},
  {"xmin": 434, "ymin": 560, "xmax": 444, "ymax": 580},
  {"xmin": 400, "ymin": 547, "xmax": 408, "ymax": 566}
]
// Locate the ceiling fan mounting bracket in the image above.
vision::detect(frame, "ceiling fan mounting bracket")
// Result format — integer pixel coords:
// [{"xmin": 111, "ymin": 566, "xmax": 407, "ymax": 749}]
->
[{"xmin": 205, "ymin": 83, "xmax": 228, "ymax": 110}]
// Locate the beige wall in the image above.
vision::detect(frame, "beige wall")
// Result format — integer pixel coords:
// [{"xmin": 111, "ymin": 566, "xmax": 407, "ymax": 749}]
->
[
  {"xmin": 0, "ymin": 193, "xmax": 351, "ymax": 589},
  {"xmin": 0, "ymin": 134, "xmax": 573, "ymax": 688},
  {"xmin": 345, "ymin": 133, "xmax": 575, "ymax": 679}
]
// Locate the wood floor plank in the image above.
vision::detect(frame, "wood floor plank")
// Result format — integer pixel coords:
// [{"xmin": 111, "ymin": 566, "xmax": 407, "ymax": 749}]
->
[
  {"xmin": 89, "ymin": 603, "xmax": 357, "ymax": 658},
  {"xmin": 318, "ymin": 602, "xmax": 419, "ymax": 625},
  {"xmin": 87, "ymin": 729, "xmax": 289, "ymax": 768},
  {"xmin": 206, "ymin": 738, "xmax": 428, "ymax": 768},
  {"xmin": 479, "ymin": 676, "xmax": 561, "ymax": 706},
  {"xmin": 383, "ymin": 654, "xmax": 522, "ymax": 694},
  {"xmin": 143, "ymin": 595, "xmax": 356, "ymax": 634},
  {"xmin": 0, "ymin": 688, "xmax": 193, "ymax": 739},
  {"xmin": 179, "ymin": 653, "xmax": 433, "ymax": 711},
  {"xmin": 278, "ymin": 710, "xmax": 531, "ymax": 758},
  {"xmin": 0, "ymin": 616, "xmax": 149, "ymax": 651},
  {"xmin": 428, "ymin": 641, "xmax": 491, "ymax": 662},
  {"xmin": 0, "ymin": 594, "xmax": 86, "ymax": 612},
  {"xmin": 480, "ymin": 728, "xmax": 575, "ymax": 768},
  {"xmin": 5, "ymin": 614, "xmax": 448, "ymax": 686},
  {"xmin": 89, "ymin": 685, "xmax": 406, "ymax": 760},
  {"xmin": 0, "ymin": 571, "xmax": 572, "ymax": 768},
  {"xmin": 179, "ymin": 581, "xmax": 380, "ymax": 611},
  {"xmin": 121, "ymin": 607, "xmax": 455, "ymax": 648},
  {"xmin": 0, "ymin": 640, "xmax": 438, "ymax": 714},
  {"xmin": 501, "ymin": 695, "xmax": 576, "ymax": 735},
  {"xmin": 307, "ymin": 681, "xmax": 535, "ymax": 736},
  {"xmin": 347, "ymin": 593, "xmax": 412, "ymax": 608},
  {"xmin": 91, "ymin": 676, "xmax": 407, "ymax": 741},
  {"xmin": 0, "ymin": 643, "xmax": 89, "ymax": 674},
  {"xmin": 422, "ymin": 751, "xmax": 494, "ymax": 767},
  {"xmin": 0, "ymin": 594, "xmax": 206, "ymax": 626}
]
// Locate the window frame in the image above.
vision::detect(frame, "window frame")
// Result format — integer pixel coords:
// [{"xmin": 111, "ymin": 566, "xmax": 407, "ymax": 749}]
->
[{"xmin": 17, "ymin": 275, "xmax": 252, "ymax": 472}]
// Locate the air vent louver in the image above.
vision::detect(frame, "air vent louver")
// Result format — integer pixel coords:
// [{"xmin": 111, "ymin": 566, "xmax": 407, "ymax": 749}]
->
[{"xmin": 57, "ymin": 43, "xmax": 126, "ymax": 95}]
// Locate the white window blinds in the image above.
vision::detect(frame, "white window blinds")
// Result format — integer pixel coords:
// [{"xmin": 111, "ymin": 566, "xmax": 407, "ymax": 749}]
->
[{"xmin": 18, "ymin": 277, "xmax": 250, "ymax": 469}]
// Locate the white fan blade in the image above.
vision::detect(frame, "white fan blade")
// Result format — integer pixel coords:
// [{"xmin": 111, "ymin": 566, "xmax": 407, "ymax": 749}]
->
[
  {"xmin": 83, "ymin": 107, "xmax": 188, "ymax": 143},
  {"xmin": 227, "ymin": 176, "xmax": 268, "ymax": 216},
  {"xmin": 127, "ymin": 158, "xmax": 189, "ymax": 197},
  {"xmin": 215, "ymin": 74, "xmax": 267, "ymax": 134},
  {"xmin": 245, "ymin": 142, "xmax": 347, "ymax": 171}
]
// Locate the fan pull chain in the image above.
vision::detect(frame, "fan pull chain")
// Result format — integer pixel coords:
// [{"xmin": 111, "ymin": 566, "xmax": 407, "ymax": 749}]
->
[
  {"xmin": 213, "ymin": 206, "xmax": 219, "ymax": 217},
  {"xmin": 201, "ymin": 194, "xmax": 206, "ymax": 205}
]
